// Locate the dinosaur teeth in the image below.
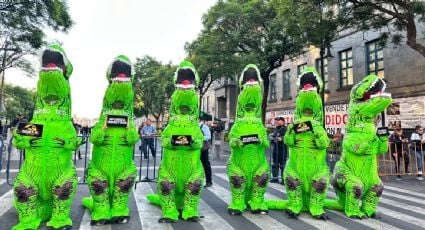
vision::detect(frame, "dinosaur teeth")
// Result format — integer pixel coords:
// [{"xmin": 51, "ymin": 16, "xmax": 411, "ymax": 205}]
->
[
  {"xmin": 41, "ymin": 66, "xmax": 63, "ymax": 72},
  {"xmin": 111, "ymin": 77, "xmax": 131, "ymax": 82},
  {"xmin": 176, "ymin": 84, "xmax": 195, "ymax": 89}
]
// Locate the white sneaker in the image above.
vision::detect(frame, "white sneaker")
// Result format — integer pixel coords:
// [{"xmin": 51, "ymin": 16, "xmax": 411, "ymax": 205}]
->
[{"xmin": 417, "ymin": 176, "xmax": 424, "ymax": 181}]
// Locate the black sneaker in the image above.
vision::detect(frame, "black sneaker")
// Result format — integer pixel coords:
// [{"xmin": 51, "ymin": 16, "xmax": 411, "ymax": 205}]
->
[
  {"xmin": 396, "ymin": 175, "xmax": 402, "ymax": 181},
  {"xmin": 204, "ymin": 182, "xmax": 213, "ymax": 188}
]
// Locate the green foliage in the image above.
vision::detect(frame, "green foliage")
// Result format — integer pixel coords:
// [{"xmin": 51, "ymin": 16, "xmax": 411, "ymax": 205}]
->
[
  {"xmin": 133, "ymin": 56, "xmax": 175, "ymax": 123},
  {"xmin": 0, "ymin": 0, "xmax": 73, "ymax": 75},
  {"xmin": 337, "ymin": 0, "xmax": 425, "ymax": 57},
  {"xmin": 186, "ymin": 0, "xmax": 298, "ymax": 121},
  {"xmin": 2, "ymin": 83, "xmax": 36, "ymax": 120}
]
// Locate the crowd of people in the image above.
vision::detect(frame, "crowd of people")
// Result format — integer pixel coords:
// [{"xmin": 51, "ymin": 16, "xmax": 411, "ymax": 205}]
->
[{"xmin": 389, "ymin": 125, "xmax": 425, "ymax": 181}]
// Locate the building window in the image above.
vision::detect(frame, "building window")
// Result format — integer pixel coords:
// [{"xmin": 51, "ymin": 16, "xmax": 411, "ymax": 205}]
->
[
  {"xmin": 339, "ymin": 49, "xmax": 353, "ymax": 87},
  {"xmin": 366, "ymin": 40, "xmax": 384, "ymax": 78},
  {"xmin": 269, "ymin": 74, "xmax": 277, "ymax": 102},
  {"xmin": 315, "ymin": 58, "xmax": 328, "ymax": 91},
  {"xmin": 282, "ymin": 69, "xmax": 291, "ymax": 100},
  {"xmin": 297, "ymin": 63, "xmax": 307, "ymax": 78}
]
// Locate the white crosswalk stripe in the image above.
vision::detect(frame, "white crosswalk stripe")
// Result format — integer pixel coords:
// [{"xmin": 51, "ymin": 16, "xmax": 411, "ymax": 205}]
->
[
  {"xmin": 134, "ymin": 182, "xmax": 173, "ymax": 230},
  {"xmin": 214, "ymin": 173, "xmax": 348, "ymax": 230},
  {"xmin": 0, "ymin": 172, "xmax": 424, "ymax": 229},
  {"xmin": 266, "ymin": 182, "xmax": 401, "ymax": 230}
]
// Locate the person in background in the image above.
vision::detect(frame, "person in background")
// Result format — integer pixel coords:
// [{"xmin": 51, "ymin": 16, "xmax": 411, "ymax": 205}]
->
[
  {"xmin": 333, "ymin": 128, "xmax": 344, "ymax": 142},
  {"xmin": 200, "ymin": 118, "xmax": 213, "ymax": 188},
  {"xmin": 141, "ymin": 119, "xmax": 156, "ymax": 159},
  {"xmin": 389, "ymin": 127, "xmax": 410, "ymax": 180},
  {"xmin": 410, "ymin": 125, "xmax": 425, "ymax": 181},
  {"xmin": 270, "ymin": 117, "xmax": 287, "ymax": 184}
]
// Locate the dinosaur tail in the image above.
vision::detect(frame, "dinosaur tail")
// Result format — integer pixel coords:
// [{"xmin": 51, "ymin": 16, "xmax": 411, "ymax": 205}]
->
[
  {"xmin": 82, "ymin": 197, "xmax": 94, "ymax": 211},
  {"xmin": 324, "ymin": 199, "xmax": 343, "ymax": 211},
  {"xmin": 146, "ymin": 194, "xmax": 161, "ymax": 206},
  {"xmin": 265, "ymin": 200, "xmax": 289, "ymax": 210}
]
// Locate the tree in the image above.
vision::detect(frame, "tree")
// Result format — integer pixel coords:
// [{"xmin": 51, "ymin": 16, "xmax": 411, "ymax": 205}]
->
[
  {"xmin": 0, "ymin": 0, "xmax": 73, "ymax": 111},
  {"xmin": 133, "ymin": 56, "xmax": 175, "ymax": 127},
  {"xmin": 193, "ymin": 0, "xmax": 299, "ymax": 121},
  {"xmin": 185, "ymin": 31, "xmax": 241, "ymax": 112},
  {"xmin": 274, "ymin": 0, "xmax": 340, "ymax": 126},
  {"xmin": 338, "ymin": 0, "xmax": 425, "ymax": 57},
  {"xmin": 2, "ymin": 84, "xmax": 36, "ymax": 121}
]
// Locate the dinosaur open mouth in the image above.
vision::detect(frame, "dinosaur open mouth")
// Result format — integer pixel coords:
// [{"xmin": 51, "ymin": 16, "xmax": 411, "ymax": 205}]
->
[
  {"xmin": 299, "ymin": 72, "xmax": 319, "ymax": 92},
  {"xmin": 176, "ymin": 68, "xmax": 196, "ymax": 89},
  {"xmin": 44, "ymin": 94, "xmax": 60, "ymax": 105},
  {"xmin": 112, "ymin": 101, "xmax": 124, "ymax": 109},
  {"xmin": 244, "ymin": 103, "xmax": 256, "ymax": 112},
  {"xmin": 110, "ymin": 60, "xmax": 131, "ymax": 82},
  {"xmin": 241, "ymin": 68, "xmax": 260, "ymax": 86},
  {"xmin": 359, "ymin": 78, "xmax": 391, "ymax": 102},
  {"xmin": 41, "ymin": 50, "xmax": 66, "ymax": 74},
  {"xmin": 179, "ymin": 105, "xmax": 191, "ymax": 115}
]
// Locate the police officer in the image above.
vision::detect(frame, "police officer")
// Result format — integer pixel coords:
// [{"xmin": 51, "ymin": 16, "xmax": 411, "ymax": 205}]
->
[{"xmin": 271, "ymin": 117, "xmax": 288, "ymax": 184}]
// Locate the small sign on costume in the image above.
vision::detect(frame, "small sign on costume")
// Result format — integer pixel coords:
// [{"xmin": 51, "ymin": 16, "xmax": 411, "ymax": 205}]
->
[
  {"xmin": 376, "ymin": 127, "xmax": 389, "ymax": 136},
  {"xmin": 240, "ymin": 134, "xmax": 259, "ymax": 145},
  {"xmin": 294, "ymin": 121, "xmax": 313, "ymax": 134},
  {"xmin": 172, "ymin": 135, "xmax": 192, "ymax": 146},
  {"xmin": 106, "ymin": 115, "xmax": 128, "ymax": 127},
  {"xmin": 17, "ymin": 123, "xmax": 44, "ymax": 137}
]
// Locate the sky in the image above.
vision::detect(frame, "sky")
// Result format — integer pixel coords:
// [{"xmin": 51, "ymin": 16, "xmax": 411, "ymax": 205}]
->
[{"xmin": 6, "ymin": 0, "xmax": 217, "ymax": 119}]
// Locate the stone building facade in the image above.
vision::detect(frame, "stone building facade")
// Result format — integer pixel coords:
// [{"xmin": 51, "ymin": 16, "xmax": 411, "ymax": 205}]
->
[{"xmin": 267, "ymin": 29, "xmax": 425, "ymax": 134}]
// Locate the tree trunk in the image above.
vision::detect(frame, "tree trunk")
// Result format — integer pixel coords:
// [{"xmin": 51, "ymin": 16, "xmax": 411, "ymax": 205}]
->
[
  {"xmin": 261, "ymin": 67, "xmax": 273, "ymax": 124},
  {"xmin": 406, "ymin": 16, "xmax": 425, "ymax": 57}
]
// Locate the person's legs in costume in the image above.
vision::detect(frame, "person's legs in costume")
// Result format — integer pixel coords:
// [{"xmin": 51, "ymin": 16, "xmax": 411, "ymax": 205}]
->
[
  {"xmin": 227, "ymin": 163, "xmax": 247, "ymax": 214},
  {"xmin": 86, "ymin": 164, "xmax": 111, "ymax": 223},
  {"xmin": 361, "ymin": 181, "xmax": 383, "ymax": 218},
  {"xmin": 284, "ymin": 168, "xmax": 303, "ymax": 217},
  {"xmin": 13, "ymin": 172, "xmax": 41, "ymax": 230},
  {"xmin": 309, "ymin": 170, "xmax": 329, "ymax": 219},
  {"xmin": 158, "ymin": 169, "xmax": 179, "ymax": 222},
  {"xmin": 248, "ymin": 164, "xmax": 269, "ymax": 213},
  {"xmin": 111, "ymin": 164, "xmax": 137, "ymax": 222},
  {"xmin": 182, "ymin": 170, "xmax": 204, "ymax": 220},
  {"xmin": 47, "ymin": 167, "xmax": 77, "ymax": 228}
]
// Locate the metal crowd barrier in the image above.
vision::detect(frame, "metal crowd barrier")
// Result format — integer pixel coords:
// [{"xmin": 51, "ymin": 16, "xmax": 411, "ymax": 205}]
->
[
  {"xmin": 378, "ymin": 142, "xmax": 424, "ymax": 177},
  {"xmin": 268, "ymin": 139, "xmax": 343, "ymax": 182},
  {"xmin": 0, "ymin": 136, "xmax": 4, "ymax": 172},
  {"xmin": 3, "ymin": 135, "xmax": 164, "ymax": 186}
]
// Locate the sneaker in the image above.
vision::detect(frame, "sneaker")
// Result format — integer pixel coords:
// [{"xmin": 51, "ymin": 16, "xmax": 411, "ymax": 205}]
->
[
  {"xmin": 417, "ymin": 176, "xmax": 424, "ymax": 181},
  {"xmin": 204, "ymin": 182, "xmax": 213, "ymax": 188},
  {"xmin": 396, "ymin": 176, "xmax": 402, "ymax": 181}
]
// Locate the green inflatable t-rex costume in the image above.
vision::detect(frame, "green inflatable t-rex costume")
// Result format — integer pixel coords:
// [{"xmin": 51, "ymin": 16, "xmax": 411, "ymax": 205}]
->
[
  {"xmin": 12, "ymin": 44, "xmax": 79, "ymax": 230},
  {"xmin": 266, "ymin": 67, "xmax": 330, "ymax": 220},
  {"xmin": 331, "ymin": 75, "xmax": 391, "ymax": 219},
  {"xmin": 227, "ymin": 64, "xmax": 270, "ymax": 216},
  {"xmin": 82, "ymin": 55, "xmax": 139, "ymax": 225},
  {"xmin": 146, "ymin": 61, "xmax": 204, "ymax": 223}
]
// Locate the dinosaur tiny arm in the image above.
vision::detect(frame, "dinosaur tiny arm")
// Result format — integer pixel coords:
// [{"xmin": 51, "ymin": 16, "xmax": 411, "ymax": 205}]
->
[{"xmin": 284, "ymin": 124, "xmax": 295, "ymax": 148}]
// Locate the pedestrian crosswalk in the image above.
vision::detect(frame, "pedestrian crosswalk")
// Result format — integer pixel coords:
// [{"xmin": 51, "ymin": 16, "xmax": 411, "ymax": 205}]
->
[{"xmin": 0, "ymin": 173, "xmax": 424, "ymax": 230}]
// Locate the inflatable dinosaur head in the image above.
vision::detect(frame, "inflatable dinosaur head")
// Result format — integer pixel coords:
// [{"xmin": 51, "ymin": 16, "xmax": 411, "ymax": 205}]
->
[
  {"xmin": 37, "ymin": 44, "xmax": 72, "ymax": 107},
  {"xmin": 236, "ymin": 64, "xmax": 262, "ymax": 119},
  {"xmin": 169, "ymin": 61, "xmax": 199, "ymax": 118},
  {"xmin": 103, "ymin": 55, "xmax": 134, "ymax": 112},
  {"xmin": 294, "ymin": 67, "xmax": 323, "ymax": 123},
  {"xmin": 173, "ymin": 60, "xmax": 199, "ymax": 89},
  {"xmin": 349, "ymin": 75, "xmax": 392, "ymax": 120}
]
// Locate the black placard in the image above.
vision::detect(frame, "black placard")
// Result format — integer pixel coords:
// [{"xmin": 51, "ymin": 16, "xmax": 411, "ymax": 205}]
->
[
  {"xmin": 172, "ymin": 135, "xmax": 192, "ymax": 146},
  {"xmin": 240, "ymin": 134, "xmax": 259, "ymax": 145},
  {"xmin": 17, "ymin": 123, "xmax": 44, "ymax": 137},
  {"xmin": 293, "ymin": 121, "xmax": 313, "ymax": 134},
  {"xmin": 376, "ymin": 127, "xmax": 389, "ymax": 136},
  {"xmin": 106, "ymin": 115, "xmax": 128, "ymax": 127}
]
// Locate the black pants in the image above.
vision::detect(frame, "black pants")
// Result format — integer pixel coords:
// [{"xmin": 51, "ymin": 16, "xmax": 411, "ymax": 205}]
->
[
  {"xmin": 391, "ymin": 150, "xmax": 409, "ymax": 174},
  {"xmin": 201, "ymin": 149, "xmax": 212, "ymax": 184},
  {"xmin": 142, "ymin": 138, "xmax": 156, "ymax": 158},
  {"xmin": 272, "ymin": 144, "xmax": 288, "ymax": 178}
]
